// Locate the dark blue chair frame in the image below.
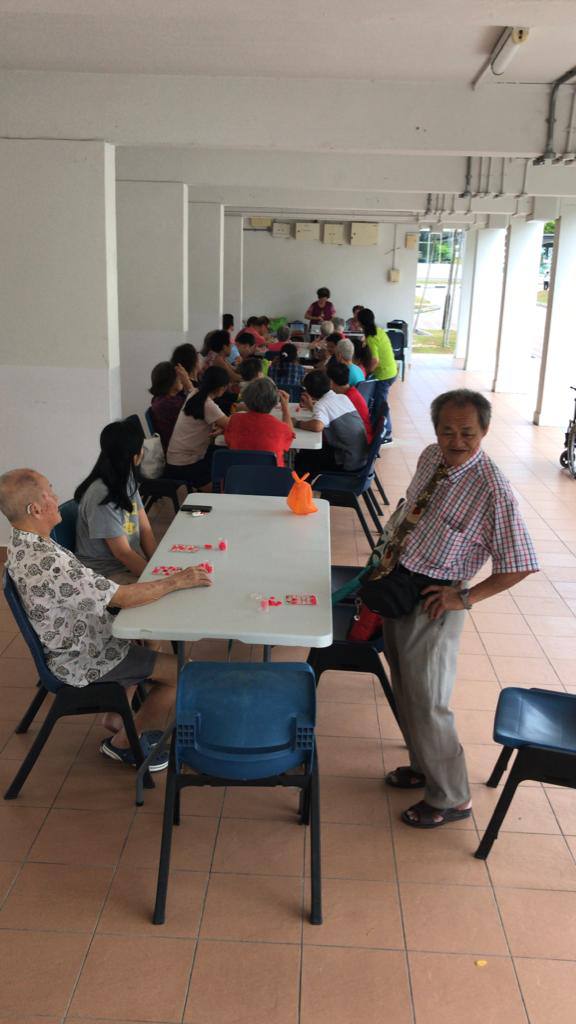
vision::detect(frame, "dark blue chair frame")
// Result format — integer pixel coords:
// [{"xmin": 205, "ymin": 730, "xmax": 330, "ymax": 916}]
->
[
  {"xmin": 153, "ymin": 662, "xmax": 321, "ymax": 926},
  {"xmin": 475, "ymin": 686, "xmax": 576, "ymax": 859},
  {"xmin": 2, "ymin": 572, "xmax": 154, "ymax": 800},
  {"xmin": 387, "ymin": 322, "xmax": 407, "ymax": 382},
  {"xmin": 211, "ymin": 449, "xmax": 277, "ymax": 492},
  {"xmin": 355, "ymin": 383, "xmax": 390, "ymax": 510},
  {"xmin": 224, "ymin": 465, "xmax": 293, "ymax": 496}
]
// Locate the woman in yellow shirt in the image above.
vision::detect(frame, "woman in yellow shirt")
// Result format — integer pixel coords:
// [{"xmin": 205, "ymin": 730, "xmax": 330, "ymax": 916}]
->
[{"xmin": 357, "ymin": 308, "xmax": 397, "ymax": 443}]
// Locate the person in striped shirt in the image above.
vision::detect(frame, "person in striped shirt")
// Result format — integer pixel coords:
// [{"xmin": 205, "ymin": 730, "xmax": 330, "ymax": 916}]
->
[{"xmin": 381, "ymin": 389, "xmax": 539, "ymax": 828}]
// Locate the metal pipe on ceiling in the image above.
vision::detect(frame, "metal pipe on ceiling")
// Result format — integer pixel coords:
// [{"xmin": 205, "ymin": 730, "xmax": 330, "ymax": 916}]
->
[{"xmin": 534, "ymin": 64, "xmax": 576, "ymax": 164}]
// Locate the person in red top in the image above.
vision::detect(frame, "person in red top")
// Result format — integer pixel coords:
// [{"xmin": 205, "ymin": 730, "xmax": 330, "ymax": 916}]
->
[
  {"xmin": 224, "ymin": 377, "xmax": 294, "ymax": 467},
  {"xmin": 327, "ymin": 361, "xmax": 374, "ymax": 443}
]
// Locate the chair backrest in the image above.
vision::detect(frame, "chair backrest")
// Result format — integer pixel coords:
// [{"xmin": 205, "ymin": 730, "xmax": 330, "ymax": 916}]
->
[
  {"xmin": 50, "ymin": 499, "xmax": 79, "ymax": 552},
  {"xmin": 145, "ymin": 406, "xmax": 156, "ymax": 436},
  {"xmin": 281, "ymin": 383, "xmax": 302, "ymax": 403},
  {"xmin": 175, "ymin": 661, "xmax": 316, "ymax": 780},
  {"xmin": 386, "ymin": 328, "xmax": 405, "ymax": 359},
  {"xmin": 356, "ymin": 413, "xmax": 386, "ymax": 485},
  {"xmin": 211, "ymin": 449, "xmax": 277, "ymax": 492},
  {"xmin": 225, "ymin": 465, "xmax": 293, "ymax": 496},
  {"xmin": 2, "ymin": 572, "xmax": 63, "ymax": 693},
  {"xmin": 355, "ymin": 379, "xmax": 378, "ymax": 416}
]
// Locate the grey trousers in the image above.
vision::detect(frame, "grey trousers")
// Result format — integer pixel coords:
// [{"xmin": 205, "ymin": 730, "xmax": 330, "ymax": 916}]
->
[{"xmin": 382, "ymin": 604, "xmax": 469, "ymax": 808}]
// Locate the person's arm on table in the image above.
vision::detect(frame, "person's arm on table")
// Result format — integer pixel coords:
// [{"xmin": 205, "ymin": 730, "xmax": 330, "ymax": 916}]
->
[
  {"xmin": 294, "ymin": 391, "xmax": 323, "ymax": 431},
  {"xmin": 278, "ymin": 390, "xmax": 294, "ymax": 431},
  {"xmin": 109, "ymin": 565, "xmax": 212, "ymax": 609}
]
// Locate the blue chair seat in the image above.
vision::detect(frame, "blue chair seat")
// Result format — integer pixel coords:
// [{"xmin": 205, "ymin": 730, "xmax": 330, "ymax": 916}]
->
[
  {"xmin": 493, "ymin": 687, "xmax": 576, "ymax": 754},
  {"xmin": 224, "ymin": 465, "xmax": 293, "ymax": 497}
]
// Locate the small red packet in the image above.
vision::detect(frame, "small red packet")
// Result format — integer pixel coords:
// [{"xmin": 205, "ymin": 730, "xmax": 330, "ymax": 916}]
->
[
  {"xmin": 286, "ymin": 594, "xmax": 318, "ymax": 606},
  {"xmin": 170, "ymin": 544, "xmax": 200, "ymax": 553},
  {"xmin": 151, "ymin": 565, "xmax": 182, "ymax": 576}
]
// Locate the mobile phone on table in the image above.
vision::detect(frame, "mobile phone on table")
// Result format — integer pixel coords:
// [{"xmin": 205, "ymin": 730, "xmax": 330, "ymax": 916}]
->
[{"xmin": 180, "ymin": 503, "xmax": 213, "ymax": 515}]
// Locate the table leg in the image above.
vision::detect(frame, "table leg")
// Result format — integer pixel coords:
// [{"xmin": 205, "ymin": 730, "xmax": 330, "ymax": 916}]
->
[{"xmin": 263, "ymin": 645, "xmax": 271, "ymax": 662}]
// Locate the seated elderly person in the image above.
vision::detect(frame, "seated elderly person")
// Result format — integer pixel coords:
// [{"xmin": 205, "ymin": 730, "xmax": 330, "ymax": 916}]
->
[
  {"xmin": 0, "ymin": 469, "xmax": 211, "ymax": 772},
  {"xmin": 336, "ymin": 337, "xmax": 366, "ymax": 386},
  {"xmin": 294, "ymin": 369, "xmax": 368, "ymax": 475},
  {"xmin": 225, "ymin": 377, "xmax": 294, "ymax": 467},
  {"xmin": 363, "ymin": 389, "xmax": 539, "ymax": 827}
]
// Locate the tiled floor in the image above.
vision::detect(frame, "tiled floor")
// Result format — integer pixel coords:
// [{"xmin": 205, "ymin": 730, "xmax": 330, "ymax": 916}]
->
[{"xmin": 1, "ymin": 355, "xmax": 576, "ymax": 1023}]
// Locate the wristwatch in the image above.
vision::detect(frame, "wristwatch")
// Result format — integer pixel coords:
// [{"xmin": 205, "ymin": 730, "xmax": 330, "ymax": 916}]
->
[{"xmin": 459, "ymin": 587, "xmax": 473, "ymax": 611}]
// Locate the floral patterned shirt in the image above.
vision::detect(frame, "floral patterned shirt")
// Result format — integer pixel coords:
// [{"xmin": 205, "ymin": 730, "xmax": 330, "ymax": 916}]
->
[{"xmin": 6, "ymin": 528, "xmax": 131, "ymax": 687}]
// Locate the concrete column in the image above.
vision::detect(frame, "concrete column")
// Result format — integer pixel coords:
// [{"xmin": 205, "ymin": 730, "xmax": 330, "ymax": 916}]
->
[
  {"xmin": 223, "ymin": 214, "xmax": 244, "ymax": 331},
  {"xmin": 0, "ymin": 139, "xmax": 120, "ymax": 545},
  {"xmin": 534, "ymin": 203, "xmax": 576, "ymax": 426},
  {"xmin": 188, "ymin": 202, "xmax": 224, "ymax": 341},
  {"xmin": 454, "ymin": 230, "xmax": 477, "ymax": 364},
  {"xmin": 492, "ymin": 220, "xmax": 544, "ymax": 393},
  {"xmin": 117, "ymin": 181, "xmax": 188, "ymax": 332},
  {"xmin": 464, "ymin": 228, "xmax": 506, "ymax": 375}
]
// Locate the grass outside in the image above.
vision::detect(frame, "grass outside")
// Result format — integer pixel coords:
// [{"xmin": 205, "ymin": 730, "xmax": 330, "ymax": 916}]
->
[
  {"xmin": 412, "ymin": 329, "xmax": 457, "ymax": 354},
  {"xmin": 537, "ymin": 290, "xmax": 549, "ymax": 306}
]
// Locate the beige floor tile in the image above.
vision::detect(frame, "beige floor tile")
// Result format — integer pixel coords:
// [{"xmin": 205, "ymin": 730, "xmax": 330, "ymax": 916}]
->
[
  {"xmin": 497, "ymin": 887, "xmax": 576, "ymax": 958},
  {"xmin": 539, "ymin": 635, "xmax": 576, "ymax": 659},
  {"xmin": 456, "ymin": 653, "xmax": 497, "ymax": 681},
  {"xmin": 490, "ymin": 656, "xmax": 561, "ymax": 686},
  {"xmin": 69, "ymin": 933, "xmax": 195, "ymax": 1021},
  {"xmin": 316, "ymin": 700, "xmax": 380, "ymax": 738},
  {"xmin": 486, "ymin": 832, "xmax": 576, "ymax": 889},
  {"xmin": 376, "ymin": 701, "xmax": 403, "ymax": 737},
  {"xmin": 524, "ymin": 614, "xmax": 576, "ymax": 636},
  {"xmin": 312, "ymin": 822, "xmax": 395, "ymax": 881},
  {"xmin": 0, "ymin": 806, "xmax": 47, "ymax": 861},
  {"xmin": 451, "ymin": 679, "xmax": 502, "ymax": 710},
  {"xmin": 320, "ymin": 776, "xmax": 390, "ymax": 826},
  {"xmin": 212, "ymin": 817, "xmax": 305, "ymax": 876},
  {"xmin": 393, "ymin": 827, "xmax": 490, "ymax": 885},
  {"xmin": 222, "ymin": 785, "xmax": 300, "ymax": 821},
  {"xmin": 316, "ymin": 670, "xmax": 377, "ymax": 704},
  {"xmin": 471, "ymin": 613, "xmax": 531, "ymax": 635},
  {"xmin": 480, "ymin": 633, "xmax": 544, "ymax": 658},
  {"xmin": 401, "ymin": 882, "xmax": 508, "ymax": 954},
  {"xmin": 185, "ymin": 941, "xmax": 300, "ymax": 1024},
  {"xmin": 317, "ymin": 735, "xmax": 384, "ymax": 778},
  {"xmin": 98, "ymin": 866, "xmax": 207, "ymax": 938},
  {"xmin": 200, "ymin": 872, "xmax": 303, "ymax": 943},
  {"xmin": 0, "ymin": 862, "xmax": 20, "ymax": 901},
  {"xmin": 545, "ymin": 786, "xmax": 576, "ymax": 834},
  {"xmin": 29, "ymin": 807, "xmax": 133, "ymax": 866},
  {"xmin": 0, "ymin": 758, "xmax": 73, "ymax": 809},
  {"xmin": 0, "ymin": 657, "xmax": 40, "ymax": 687},
  {"xmin": 0, "ymin": 721, "xmax": 91, "ymax": 762},
  {"xmin": 472, "ymin": 783, "xmax": 561, "ymax": 834},
  {"xmin": 301, "ymin": 947, "xmax": 412, "ymax": 1024},
  {"xmin": 514, "ymin": 594, "xmax": 574, "ymax": 615},
  {"xmin": 0, "ymin": 862, "xmax": 112, "ymax": 932},
  {"xmin": 0, "ymin": 930, "xmax": 90, "ymax": 1016},
  {"xmin": 454, "ymin": 709, "xmax": 497, "ymax": 744},
  {"xmin": 514, "ymin": 957, "xmax": 576, "ymax": 1024},
  {"xmin": 121, "ymin": 812, "xmax": 218, "ymax": 871},
  {"xmin": 409, "ymin": 951, "xmax": 527, "ymax": 1024},
  {"xmin": 303, "ymin": 877, "xmax": 403, "ymax": 948}
]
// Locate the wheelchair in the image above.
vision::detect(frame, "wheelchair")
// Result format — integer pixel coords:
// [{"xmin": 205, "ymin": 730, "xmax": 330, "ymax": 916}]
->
[{"xmin": 560, "ymin": 386, "xmax": 576, "ymax": 478}]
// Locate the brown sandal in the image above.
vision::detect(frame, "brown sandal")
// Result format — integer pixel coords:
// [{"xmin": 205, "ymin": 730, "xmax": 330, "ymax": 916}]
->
[
  {"xmin": 401, "ymin": 800, "xmax": 472, "ymax": 829},
  {"xmin": 385, "ymin": 767, "xmax": 426, "ymax": 789}
]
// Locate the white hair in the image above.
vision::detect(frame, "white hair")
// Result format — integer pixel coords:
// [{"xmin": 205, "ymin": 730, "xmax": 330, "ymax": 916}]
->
[
  {"xmin": 336, "ymin": 338, "xmax": 354, "ymax": 361},
  {"xmin": 0, "ymin": 469, "xmax": 43, "ymax": 524}
]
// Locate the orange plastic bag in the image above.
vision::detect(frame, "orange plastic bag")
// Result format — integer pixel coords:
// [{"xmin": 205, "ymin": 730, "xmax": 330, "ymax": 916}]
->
[{"xmin": 286, "ymin": 471, "xmax": 318, "ymax": 515}]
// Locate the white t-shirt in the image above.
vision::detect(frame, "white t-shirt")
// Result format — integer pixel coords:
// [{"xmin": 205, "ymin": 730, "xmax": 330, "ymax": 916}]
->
[
  {"xmin": 313, "ymin": 391, "xmax": 356, "ymax": 426},
  {"xmin": 312, "ymin": 391, "xmax": 368, "ymax": 471},
  {"xmin": 167, "ymin": 393, "xmax": 223, "ymax": 466}
]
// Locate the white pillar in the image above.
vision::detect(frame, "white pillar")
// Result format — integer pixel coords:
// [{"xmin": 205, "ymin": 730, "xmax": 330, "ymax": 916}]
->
[
  {"xmin": 454, "ymin": 230, "xmax": 477, "ymax": 364},
  {"xmin": 188, "ymin": 202, "xmax": 224, "ymax": 341},
  {"xmin": 492, "ymin": 220, "xmax": 544, "ymax": 393},
  {"xmin": 464, "ymin": 228, "xmax": 506, "ymax": 375},
  {"xmin": 0, "ymin": 139, "xmax": 120, "ymax": 545},
  {"xmin": 534, "ymin": 203, "xmax": 576, "ymax": 425},
  {"xmin": 117, "ymin": 181, "xmax": 188, "ymax": 332},
  {"xmin": 223, "ymin": 214, "xmax": 244, "ymax": 331}
]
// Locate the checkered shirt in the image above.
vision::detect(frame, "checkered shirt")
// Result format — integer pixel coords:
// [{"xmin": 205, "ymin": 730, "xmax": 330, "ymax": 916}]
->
[{"xmin": 398, "ymin": 445, "xmax": 539, "ymax": 581}]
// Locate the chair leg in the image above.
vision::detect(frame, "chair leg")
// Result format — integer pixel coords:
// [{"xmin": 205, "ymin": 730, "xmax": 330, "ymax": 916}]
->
[
  {"xmin": 173, "ymin": 785, "xmax": 181, "ymax": 826},
  {"xmin": 153, "ymin": 748, "xmax": 178, "ymax": 925},
  {"xmin": 117, "ymin": 696, "xmax": 155, "ymax": 801},
  {"xmin": 363, "ymin": 490, "xmax": 382, "ymax": 533},
  {"xmin": 309, "ymin": 750, "xmax": 322, "ymax": 925},
  {"xmin": 475, "ymin": 762, "xmax": 522, "ymax": 859},
  {"xmin": 374, "ymin": 472, "xmax": 390, "ymax": 507},
  {"xmin": 14, "ymin": 683, "xmax": 49, "ymax": 734},
  {"xmin": 4, "ymin": 702, "xmax": 61, "ymax": 799},
  {"xmin": 300, "ymin": 781, "xmax": 311, "ymax": 826},
  {"xmin": 486, "ymin": 746, "xmax": 514, "ymax": 788},
  {"xmin": 368, "ymin": 486, "xmax": 383, "ymax": 517},
  {"xmin": 352, "ymin": 495, "xmax": 376, "ymax": 549}
]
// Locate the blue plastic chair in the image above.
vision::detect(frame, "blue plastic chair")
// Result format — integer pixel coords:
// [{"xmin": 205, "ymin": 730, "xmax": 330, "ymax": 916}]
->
[
  {"xmin": 475, "ymin": 687, "xmax": 576, "ymax": 858},
  {"xmin": 225, "ymin": 465, "xmax": 293, "ymax": 497},
  {"xmin": 313, "ymin": 414, "xmax": 388, "ymax": 549},
  {"xmin": 50, "ymin": 499, "xmax": 79, "ymax": 551},
  {"xmin": 145, "ymin": 406, "xmax": 155, "ymax": 436},
  {"xmin": 153, "ymin": 661, "xmax": 321, "ymax": 925},
  {"xmin": 2, "ymin": 572, "xmax": 152, "ymax": 800},
  {"xmin": 211, "ymin": 449, "xmax": 277, "ymax": 492}
]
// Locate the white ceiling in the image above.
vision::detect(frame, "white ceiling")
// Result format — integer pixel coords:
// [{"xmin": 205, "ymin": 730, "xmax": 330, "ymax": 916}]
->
[{"xmin": 0, "ymin": 0, "xmax": 575, "ymax": 83}]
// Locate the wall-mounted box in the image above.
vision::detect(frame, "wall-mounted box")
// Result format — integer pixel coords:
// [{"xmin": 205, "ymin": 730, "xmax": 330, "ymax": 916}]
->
[
  {"xmin": 272, "ymin": 222, "xmax": 292, "ymax": 238},
  {"xmin": 404, "ymin": 232, "xmax": 419, "ymax": 250},
  {"xmin": 350, "ymin": 222, "xmax": 379, "ymax": 246},
  {"xmin": 295, "ymin": 222, "xmax": 320, "ymax": 241},
  {"xmin": 388, "ymin": 268, "xmax": 401, "ymax": 283},
  {"xmin": 323, "ymin": 223, "xmax": 345, "ymax": 245},
  {"xmin": 249, "ymin": 217, "xmax": 272, "ymax": 229}
]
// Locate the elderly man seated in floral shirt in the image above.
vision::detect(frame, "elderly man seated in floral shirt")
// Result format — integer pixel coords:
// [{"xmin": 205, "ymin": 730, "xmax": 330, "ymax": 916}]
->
[{"xmin": 0, "ymin": 468, "xmax": 211, "ymax": 772}]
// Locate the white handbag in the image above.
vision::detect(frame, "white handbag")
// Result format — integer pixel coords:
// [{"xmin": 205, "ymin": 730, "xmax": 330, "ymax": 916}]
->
[{"xmin": 139, "ymin": 434, "xmax": 166, "ymax": 479}]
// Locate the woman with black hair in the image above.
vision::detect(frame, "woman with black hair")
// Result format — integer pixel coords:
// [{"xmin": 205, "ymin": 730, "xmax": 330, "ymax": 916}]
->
[
  {"xmin": 268, "ymin": 343, "xmax": 307, "ymax": 399},
  {"xmin": 357, "ymin": 307, "xmax": 397, "ymax": 443},
  {"xmin": 201, "ymin": 330, "xmax": 242, "ymax": 383},
  {"xmin": 305, "ymin": 287, "xmax": 336, "ymax": 324},
  {"xmin": 166, "ymin": 366, "xmax": 230, "ymax": 488},
  {"xmin": 149, "ymin": 360, "xmax": 195, "ymax": 451},
  {"xmin": 75, "ymin": 418, "xmax": 157, "ymax": 581}
]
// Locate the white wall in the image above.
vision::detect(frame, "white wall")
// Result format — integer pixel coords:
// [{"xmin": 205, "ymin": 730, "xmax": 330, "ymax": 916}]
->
[
  {"xmin": 243, "ymin": 224, "xmax": 417, "ymax": 340},
  {"xmin": 0, "ymin": 139, "xmax": 120, "ymax": 544},
  {"xmin": 188, "ymin": 203, "xmax": 224, "ymax": 338}
]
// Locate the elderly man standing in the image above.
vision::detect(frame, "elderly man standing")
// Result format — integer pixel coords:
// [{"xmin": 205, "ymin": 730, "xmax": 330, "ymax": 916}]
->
[
  {"xmin": 370, "ymin": 389, "xmax": 539, "ymax": 828},
  {"xmin": 0, "ymin": 468, "xmax": 211, "ymax": 771}
]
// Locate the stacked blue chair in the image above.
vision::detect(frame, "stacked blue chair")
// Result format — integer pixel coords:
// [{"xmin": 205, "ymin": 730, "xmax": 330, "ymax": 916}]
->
[
  {"xmin": 475, "ymin": 687, "xmax": 576, "ymax": 858},
  {"xmin": 153, "ymin": 661, "xmax": 322, "ymax": 925}
]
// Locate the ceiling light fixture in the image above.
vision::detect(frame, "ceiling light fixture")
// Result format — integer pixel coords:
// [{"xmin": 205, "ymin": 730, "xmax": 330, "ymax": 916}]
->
[{"xmin": 471, "ymin": 27, "xmax": 530, "ymax": 90}]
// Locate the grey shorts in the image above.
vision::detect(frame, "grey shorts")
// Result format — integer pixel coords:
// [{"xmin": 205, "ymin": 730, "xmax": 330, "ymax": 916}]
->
[{"xmin": 96, "ymin": 644, "xmax": 158, "ymax": 687}]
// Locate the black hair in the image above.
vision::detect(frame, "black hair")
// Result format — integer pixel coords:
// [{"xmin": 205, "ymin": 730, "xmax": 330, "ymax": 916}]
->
[
  {"xmin": 327, "ymin": 361, "xmax": 350, "ymax": 387},
  {"xmin": 74, "ymin": 418, "xmax": 144, "ymax": 513},
  {"xmin": 431, "ymin": 389, "xmax": 492, "ymax": 432},
  {"xmin": 201, "ymin": 330, "xmax": 216, "ymax": 356},
  {"xmin": 246, "ymin": 316, "xmax": 259, "ymax": 327},
  {"xmin": 278, "ymin": 343, "xmax": 298, "ymax": 365},
  {"xmin": 222, "ymin": 313, "xmax": 234, "ymax": 331},
  {"xmin": 184, "ymin": 366, "xmax": 229, "ymax": 420},
  {"xmin": 149, "ymin": 361, "xmax": 177, "ymax": 398},
  {"xmin": 317, "ymin": 287, "xmax": 331, "ymax": 299},
  {"xmin": 239, "ymin": 357, "xmax": 263, "ymax": 383},
  {"xmin": 352, "ymin": 336, "xmax": 372, "ymax": 374},
  {"xmin": 258, "ymin": 316, "xmax": 270, "ymax": 327},
  {"xmin": 352, "ymin": 304, "xmax": 363, "ymax": 315},
  {"xmin": 302, "ymin": 369, "xmax": 330, "ymax": 401},
  {"xmin": 207, "ymin": 330, "xmax": 231, "ymax": 354},
  {"xmin": 357, "ymin": 307, "xmax": 377, "ymax": 337},
  {"xmin": 170, "ymin": 343, "xmax": 198, "ymax": 375},
  {"xmin": 236, "ymin": 332, "xmax": 256, "ymax": 348}
]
